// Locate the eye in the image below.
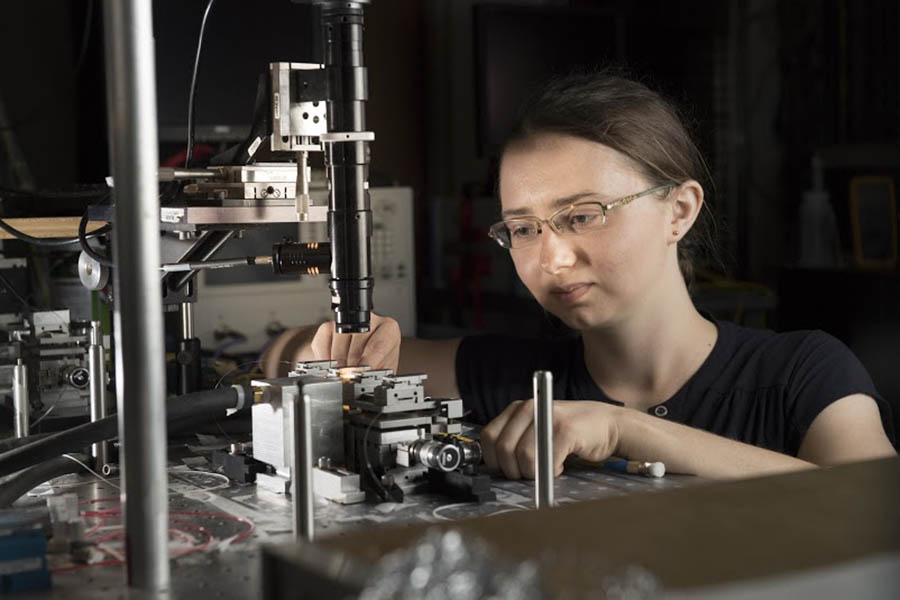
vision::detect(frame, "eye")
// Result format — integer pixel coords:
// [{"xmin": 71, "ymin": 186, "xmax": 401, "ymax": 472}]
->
[
  {"xmin": 568, "ymin": 208, "xmax": 602, "ymax": 230},
  {"xmin": 508, "ymin": 222, "xmax": 538, "ymax": 239}
]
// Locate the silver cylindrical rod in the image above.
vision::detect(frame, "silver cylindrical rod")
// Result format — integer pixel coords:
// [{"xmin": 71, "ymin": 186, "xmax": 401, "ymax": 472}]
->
[
  {"xmin": 296, "ymin": 150, "xmax": 310, "ymax": 221},
  {"xmin": 533, "ymin": 370, "xmax": 554, "ymax": 509},
  {"xmin": 12, "ymin": 359, "xmax": 29, "ymax": 438},
  {"xmin": 180, "ymin": 302, "xmax": 194, "ymax": 340},
  {"xmin": 103, "ymin": 0, "xmax": 169, "ymax": 591},
  {"xmin": 88, "ymin": 322, "xmax": 108, "ymax": 468},
  {"xmin": 292, "ymin": 393, "xmax": 315, "ymax": 541},
  {"xmin": 157, "ymin": 167, "xmax": 218, "ymax": 181}
]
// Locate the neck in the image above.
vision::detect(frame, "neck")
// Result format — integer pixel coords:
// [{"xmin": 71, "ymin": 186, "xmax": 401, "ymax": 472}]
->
[{"xmin": 581, "ymin": 261, "xmax": 716, "ymax": 409}]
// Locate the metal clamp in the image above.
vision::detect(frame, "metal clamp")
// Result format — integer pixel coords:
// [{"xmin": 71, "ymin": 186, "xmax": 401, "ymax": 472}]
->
[{"xmin": 319, "ymin": 131, "xmax": 375, "ymax": 143}]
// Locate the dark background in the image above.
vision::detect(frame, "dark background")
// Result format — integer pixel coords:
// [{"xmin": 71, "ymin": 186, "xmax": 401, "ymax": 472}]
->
[{"xmin": 1, "ymin": 1, "xmax": 898, "ymax": 421}]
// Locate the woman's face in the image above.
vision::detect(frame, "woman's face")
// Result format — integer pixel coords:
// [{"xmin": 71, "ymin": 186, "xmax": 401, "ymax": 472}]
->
[{"xmin": 498, "ymin": 133, "xmax": 673, "ymax": 331}]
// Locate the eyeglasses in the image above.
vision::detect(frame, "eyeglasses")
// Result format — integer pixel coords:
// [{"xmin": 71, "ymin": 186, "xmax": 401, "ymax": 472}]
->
[{"xmin": 488, "ymin": 184, "xmax": 673, "ymax": 249}]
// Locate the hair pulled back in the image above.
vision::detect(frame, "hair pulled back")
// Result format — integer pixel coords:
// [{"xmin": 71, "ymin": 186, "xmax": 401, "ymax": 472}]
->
[{"xmin": 503, "ymin": 69, "xmax": 719, "ymax": 285}]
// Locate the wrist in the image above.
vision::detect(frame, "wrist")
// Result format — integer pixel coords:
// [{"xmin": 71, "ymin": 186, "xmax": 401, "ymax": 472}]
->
[{"xmin": 608, "ymin": 405, "xmax": 627, "ymax": 457}]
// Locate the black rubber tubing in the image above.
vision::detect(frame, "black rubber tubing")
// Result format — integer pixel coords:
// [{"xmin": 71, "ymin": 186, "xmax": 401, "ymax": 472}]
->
[
  {"xmin": 0, "ymin": 432, "xmax": 53, "ymax": 453},
  {"xmin": 0, "ymin": 386, "xmax": 247, "ymax": 479},
  {"xmin": 0, "ymin": 453, "xmax": 89, "ymax": 508}
]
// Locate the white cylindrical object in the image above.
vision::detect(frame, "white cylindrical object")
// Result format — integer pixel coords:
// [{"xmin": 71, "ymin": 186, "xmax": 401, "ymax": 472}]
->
[
  {"xmin": 12, "ymin": 359, "xmax": 29, "ymax": 438},
  {"xmin": 533, "ymin": 370, "xmax": 554, "ymax": 509}
]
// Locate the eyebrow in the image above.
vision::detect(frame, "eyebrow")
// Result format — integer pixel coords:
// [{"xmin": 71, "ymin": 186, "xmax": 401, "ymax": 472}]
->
[{"xmin": 501, "ymin": 192, "xmax": 601, "ymax": 218}]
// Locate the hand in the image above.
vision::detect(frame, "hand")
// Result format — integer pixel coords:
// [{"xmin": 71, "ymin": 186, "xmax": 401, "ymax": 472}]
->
[
  {"xmin": 479, "ymin": 400, "xmax": 621, "ymax": 480},
  {"xmin": 307, "ymin": 312, "xmax": 401, "ymax": 372}
]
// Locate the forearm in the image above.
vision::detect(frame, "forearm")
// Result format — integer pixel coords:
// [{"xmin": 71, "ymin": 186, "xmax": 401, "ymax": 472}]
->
[
  {"xmin": 613, "ymin": 407, "xmax": 816, "ymax": 479},
  {"xmin": 262, "ymin": 324, "xmax": 319, "ymax": 377}
]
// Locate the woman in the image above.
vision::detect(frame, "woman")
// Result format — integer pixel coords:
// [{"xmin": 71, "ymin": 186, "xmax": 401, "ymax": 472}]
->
[{"xmin": 266, "ymin": 71, "xmax": 896, "ymax": 479}]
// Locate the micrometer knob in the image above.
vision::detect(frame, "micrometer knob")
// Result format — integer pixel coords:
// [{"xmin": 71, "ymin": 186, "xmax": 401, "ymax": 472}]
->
[{"xmin": 414, "ymin": 440, "xmax": 462, "ymax": 472}]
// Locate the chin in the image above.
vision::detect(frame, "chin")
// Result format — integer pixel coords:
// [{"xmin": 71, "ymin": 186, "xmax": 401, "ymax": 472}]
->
[{"xmin": 547, "ymin": 304, "xmax": 607, "ymax": 332}]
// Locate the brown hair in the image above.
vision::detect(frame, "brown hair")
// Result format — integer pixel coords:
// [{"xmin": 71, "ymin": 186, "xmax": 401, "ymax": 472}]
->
[{"xmin": 502, "ymin": 69, "xmax": 720, "ymax": 285}]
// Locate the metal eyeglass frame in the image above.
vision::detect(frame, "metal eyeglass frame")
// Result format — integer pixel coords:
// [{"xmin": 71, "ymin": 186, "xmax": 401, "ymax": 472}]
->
[{"xmin": 488, "ymin": 184, "xmax": 674, "ymax": 249}]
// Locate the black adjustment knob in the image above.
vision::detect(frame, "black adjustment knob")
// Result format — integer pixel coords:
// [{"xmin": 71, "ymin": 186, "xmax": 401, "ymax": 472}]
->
[{"xmin": 271, "ymin": 242, "xmax": 331, "ymax": 275}]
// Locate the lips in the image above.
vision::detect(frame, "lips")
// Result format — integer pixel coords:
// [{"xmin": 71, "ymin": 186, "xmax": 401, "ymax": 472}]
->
[{"xmin": 549, "ymin": 282, "xmax": 592, "ymax": 303}]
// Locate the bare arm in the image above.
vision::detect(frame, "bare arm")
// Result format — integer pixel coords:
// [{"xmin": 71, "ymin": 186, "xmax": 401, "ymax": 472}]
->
[
  {"xmin": 480, "ymin": 400, "xmax": 815, "ymax": 480},
  {"xmin": 614, "ymin": 393, "xmax": 895, "ymax": 477},
  {"xmin": 482, "ymin": 391, "xmax": 897, "ymax": 481},
  {"xmin": 796, "ymin": 394, "xmax": 896, "ymax": 465},
  {"xmin": 613, "ymin": 406, "xmax": 814, "ymax": 479}
]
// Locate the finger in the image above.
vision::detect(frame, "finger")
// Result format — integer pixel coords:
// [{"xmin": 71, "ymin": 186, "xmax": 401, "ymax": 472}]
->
[
  {"xmin": 330, "ymin": 330, "xmax": 353, "ymax": 366},
  {"xmin": 480, "ymin": 400, "xmax": 523, "ymax": 472},
  {"xmin": 346, "ymin": 333, "xmax": 370, "ymax": 367},
  {"xmin": 493, "ymin": 399, "xmax": 536, "ymax": 480},
  {"xmin": 516, "ymin": 422, "xmax": 537, "ymax": 479},
  {"xmin": 358, "ymin": 320, "xmax": 401, "ymax": 370},
  {"xmin": 310, "ymin": 322, "xmax": 334, "ymax": 360},
  {"xmin": 553, "ymin": 421, "xmax": 574, "ymax": 477}
]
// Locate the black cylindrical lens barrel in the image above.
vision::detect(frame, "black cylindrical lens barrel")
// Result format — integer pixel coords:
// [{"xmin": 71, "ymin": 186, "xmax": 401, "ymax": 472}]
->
[{"xmin": 321, "ymin": 2, "xmax": 373, "ymax": 333}]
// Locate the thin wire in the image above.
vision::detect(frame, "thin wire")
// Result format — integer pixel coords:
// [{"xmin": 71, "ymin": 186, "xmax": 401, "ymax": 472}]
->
[
  {"xmin": 431, "ymin": 502, "xmax": 473, "ymax": 521},
  {"xmin": 61, "ymin": 453, "xmax": 121, "ymax": 491},
  {"xmin": 185, "ymin": 0, "xmax": 217, "ymax": 168},
  {"xmin": 30, "ymin": 405, "xmax": 55, "ymax": 429},
  {"xmin": 0, "ymin": 271, "xmax": 32, "ymax": 312},
  {"xmin": 213, "ymin": 360, "xmax": 294, "ymax": 388}
]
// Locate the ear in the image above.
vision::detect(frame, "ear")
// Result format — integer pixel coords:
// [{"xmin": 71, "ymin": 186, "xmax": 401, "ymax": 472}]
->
[{"xmin": 667, "ymin": 180, "xmax": 703, "ymax": 244}]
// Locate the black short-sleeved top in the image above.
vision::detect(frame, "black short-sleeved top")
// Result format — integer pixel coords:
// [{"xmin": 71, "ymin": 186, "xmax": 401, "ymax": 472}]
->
[{"xmin": 455, "ymin": 319, "xmax": 896, "ymax": 456}]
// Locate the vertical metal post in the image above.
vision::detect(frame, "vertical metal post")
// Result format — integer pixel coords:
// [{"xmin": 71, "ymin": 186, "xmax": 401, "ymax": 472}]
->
[
  {"xmin": 88, "ymin": 321, "xmax": 108, "ymax": 469},
  {"xmin": 102, "ymin": 0, "xmax": 169, "ymax": 591},
  {"xmin": 292, "ymin": 392, "xmax": 315, "ymax": 542},
  {"xmin": 533, "ymin": 370, "xmax": 554, "ymax": 509},
  {"xmin": 12, "ymin": 359, "xmax": 29, "ymax": 438},
  {"xmin": 180, "ymin": 302, "xmax": 194, "ymax": 340},
  {"xmin": 178, "ymin": 299, "xmax": 201, "ymax": 394}
]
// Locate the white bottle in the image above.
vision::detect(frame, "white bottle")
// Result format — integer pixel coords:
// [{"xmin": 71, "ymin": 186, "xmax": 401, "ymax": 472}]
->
[{"xmin": 798, "ymin": 156, "xmax": 841, "ymax": 268}]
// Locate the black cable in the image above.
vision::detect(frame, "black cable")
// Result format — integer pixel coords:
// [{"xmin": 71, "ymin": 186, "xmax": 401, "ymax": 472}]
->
[
  {"xmin": 0, "ymin": 432, "xmax": 52, "ymax": 454},
  {"xmin": 0, "ymin": 386, "xmax": 246, "ymax": 479},
  {"xmin": 0, "ymin": 196, "xmax": 111, "ymax": 248},
  {"xmin": 0, "ymin": 0, "xmax": 95, "ymax": 132},
  {"xmin": 362, "ymin": 409, "xmax": 390, "ymax": 502},
  {"xmin": 185, "ymin": 0, "xmax": 217, "ymax": 168},
  {"xmin": 0, "ymin": 453, "xmax": 89, "ymax": 508},
  {"xmin": 0, "ymin": 218, "xmax": 85, "ymax": 247},
  {"xmin": 78, "ymin": 211, "xmax": 114, "ymax": 267}
]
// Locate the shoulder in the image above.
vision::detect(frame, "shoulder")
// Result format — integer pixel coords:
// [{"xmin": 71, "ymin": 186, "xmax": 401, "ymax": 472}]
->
[
  {"xmin": 710, "ymin": 320, "xmax": 858, "ymax": 388},
  {"xmin": 709, "ymin": 319, "xmax": 891, "ymax": 452}
]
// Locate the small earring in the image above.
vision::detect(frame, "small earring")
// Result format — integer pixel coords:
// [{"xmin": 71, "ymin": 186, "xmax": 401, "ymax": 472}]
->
[{"xmin": 673, "ymin": 230, "xmax": 679, "ymax": 236}]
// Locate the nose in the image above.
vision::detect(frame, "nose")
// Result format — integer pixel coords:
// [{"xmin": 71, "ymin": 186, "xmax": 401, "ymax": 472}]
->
[{"xmin": 538, "ymin": 227, "xmax": 577, "ymax": 274}]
